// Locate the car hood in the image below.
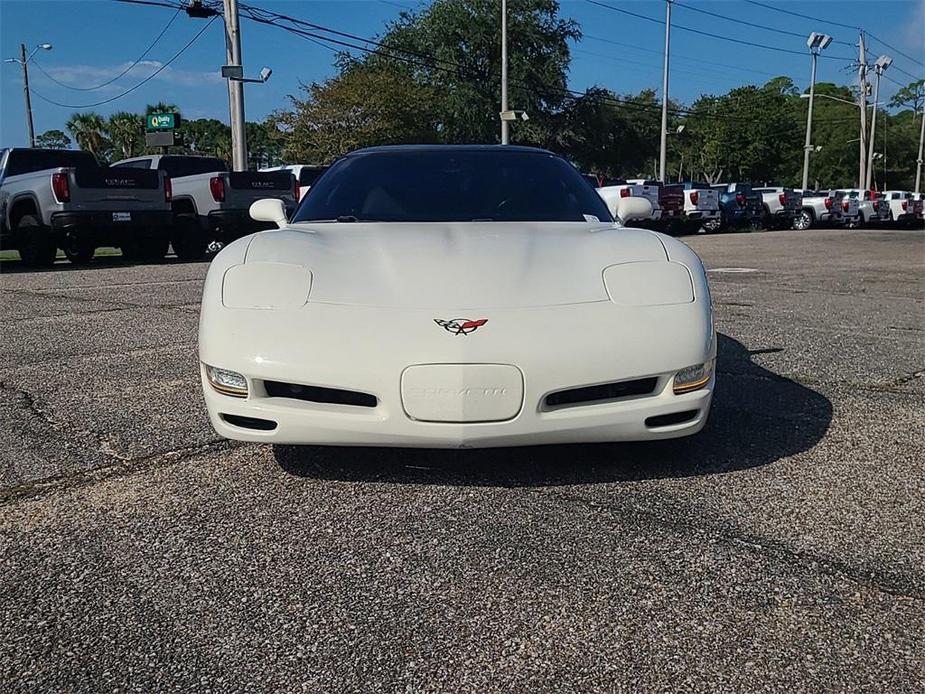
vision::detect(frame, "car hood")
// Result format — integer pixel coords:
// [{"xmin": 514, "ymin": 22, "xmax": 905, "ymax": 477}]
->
[{"xmin": 243, "ymin": 222, "xmax": 669, "ymax": 309}]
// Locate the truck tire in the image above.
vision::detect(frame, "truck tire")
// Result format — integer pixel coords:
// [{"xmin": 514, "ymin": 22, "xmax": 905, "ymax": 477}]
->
[
  {"xmin": 171, "ymin": 215, "xmax": 207, "ymax": 261},
  {"xmin": 793, "ymin": 209, "xmax": 814, "ymax": 231},
  {"xmin": 16, "ymin": 215, "xmax": 57, "ymax": 267},
  {"xmin": 62, "ymin": 231, "xmax": 95, "ymax": 265}
]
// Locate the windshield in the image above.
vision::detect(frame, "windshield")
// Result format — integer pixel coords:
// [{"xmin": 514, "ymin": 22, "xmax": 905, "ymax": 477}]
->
[{"xmin": 292, "ymin": 149, "xmax": 612, "ymax": 223}]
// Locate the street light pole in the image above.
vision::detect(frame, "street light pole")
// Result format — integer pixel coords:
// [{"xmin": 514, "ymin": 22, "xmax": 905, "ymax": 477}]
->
[
  {"xmin": 801, "ymin": 51, "xmax": 819, "ymax": 190},
  {"xmin": 223, "ymin": 0, "xmax": 248, "ymax": 170},
  {"xmin": 500, "ymin": 0, "xmax": 509, "ymax": 145},
  {"xmin": 916, "ymin": 104, "xmax": 924, "ymax": 193},
  {"xmin": 658, "ymin": 0, "xmax": 672, "ymax": 182},
  {"xmin": 801, "ymin": 33, "xmax": 832, "ymax": 190},
  {"xmin": 865, "ymin": 55, "xmax": 892, "ymax": 190}
]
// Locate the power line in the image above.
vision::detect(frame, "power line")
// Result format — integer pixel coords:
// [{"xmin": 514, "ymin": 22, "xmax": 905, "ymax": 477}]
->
[
  {"xmin": 585, "ymin": 0, "xmax": 855, "ymax": 62},
  {"xmin": 30, "ymin": 7, "xmax": 182, "ymax": 91},
  {"xmin": 673, "ymin": 0, "xmax": 853, "ymax": 47},
  {"xmin": 865, "ymin": 32, "xmax": 924, "ymax": 69},
  {"xmin": 743, "ymin": 0, "xmax": 860, "ymax": 31},
  {"xmin": 583, "ymin": 34, "xmax": 780, "ymax": 78},
  {"xmin": 29, "ymin": 16, "xmax": 217, "ymax": 109}
]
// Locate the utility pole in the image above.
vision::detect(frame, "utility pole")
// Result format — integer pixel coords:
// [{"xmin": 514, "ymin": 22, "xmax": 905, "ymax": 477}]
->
[
  {"xmin": 500, "ymin": 0, "xmax": 509, "ymax": 145},
  {"xmin": 19, "ymin": 44, "xmax": 36, "ymax": 147},
  {"xmin": 658, "ymin": 0, "xmax": 672, "ymax": 182},
  {"xmin": 916, "ymin": 103, "xmax": 924, "ymax": 193},
  {"xmin": 866, "ymin": 55, "xmax": 892, "ymax": 190},
  {"xmin": 858, "ymin": 32, "xmax": 868, "ymax": 188},
  {"xmin": 17, "ymin": 44, "xmax": 39, "ymax": 148},
  {"xmin": 223, "ymin": 0, "xmax": 248, "ymax": 170}
]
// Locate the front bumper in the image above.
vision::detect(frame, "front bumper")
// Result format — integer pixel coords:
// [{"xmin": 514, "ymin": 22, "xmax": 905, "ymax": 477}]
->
[
  {"xmin": 50, "ymin": 210, "xmax": 172, "ymax": 232},
  {"xmin": 200, "ymin": 301, "xmax": 715, "ymax": 448}
]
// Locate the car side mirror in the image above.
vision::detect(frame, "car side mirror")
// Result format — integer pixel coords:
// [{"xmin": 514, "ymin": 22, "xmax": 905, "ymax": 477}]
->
[
  {"xmin": 249, "ymin": 198, "xmax": 288, "ymax": 229},
  {"xmin": 614, "ymin": 197, "xmax": 653, "ymax": 225}
]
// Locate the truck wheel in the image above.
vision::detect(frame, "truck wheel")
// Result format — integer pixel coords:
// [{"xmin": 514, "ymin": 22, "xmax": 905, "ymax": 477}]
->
[
  {"xmin": 16, "ymin": 215, "xmax": 57, "ymax": 267},
  {"xmin": 62, "ymin": 232, "xmax": 95, "ymax": 265},
  {"xmin": 171, "ymin": 216, "xmax": 207, "ymax": 261},
  {"xmin": 793, "ymin": 209, "xmax": 813, "ymax": 231}
]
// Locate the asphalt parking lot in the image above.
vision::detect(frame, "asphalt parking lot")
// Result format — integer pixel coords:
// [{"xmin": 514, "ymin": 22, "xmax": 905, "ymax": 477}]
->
[{"xmin": 1, "ymin": 227, "xmax": 923, "ymax": 692}]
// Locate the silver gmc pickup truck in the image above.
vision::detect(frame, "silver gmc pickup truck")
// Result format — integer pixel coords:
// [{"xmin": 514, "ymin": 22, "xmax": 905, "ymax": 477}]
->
[
  {"xmin": 0, "ymin": 148, "xmax": 171, "ymax": 266},
  {"xmin": 111, "ymin": 155, "xmax": 297, "ymax": 259}
]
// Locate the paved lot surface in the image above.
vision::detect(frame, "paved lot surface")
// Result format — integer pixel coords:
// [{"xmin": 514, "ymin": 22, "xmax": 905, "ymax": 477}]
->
[{"xmin": 1, "ymin": 228, "xmax": 923, "ymax": 692}]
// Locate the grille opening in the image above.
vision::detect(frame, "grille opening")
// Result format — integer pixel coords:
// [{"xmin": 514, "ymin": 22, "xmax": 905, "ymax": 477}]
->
[
  {"xmin": 221, "ymin": 413, "xmax": 278, "ymax": 431},
  {"xmin": 645, "ymin": 410, "xmax": 699, "ymax": 428},
  {"xmin": 264, "ymin": 380, "xmax": 377, "ymax": 408},
  {"xmin": 545, "ymin": 377, "xmax": 658, "ymax": 408}
]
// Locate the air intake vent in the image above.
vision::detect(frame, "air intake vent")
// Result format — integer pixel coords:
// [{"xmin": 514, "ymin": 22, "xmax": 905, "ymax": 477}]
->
[
  {"xmin": 264, "ymin": 380, "xmax": 377, "ymax": 408},
  {"xmin": 545, "ymin": 377, "xmax": 658, "ymax": 408}
]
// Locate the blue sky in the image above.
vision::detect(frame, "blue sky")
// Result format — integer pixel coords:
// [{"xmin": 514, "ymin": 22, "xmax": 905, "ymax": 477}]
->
[{"xmin": 2, "ymin": 0, "xmax": 923, "ymax": 146}]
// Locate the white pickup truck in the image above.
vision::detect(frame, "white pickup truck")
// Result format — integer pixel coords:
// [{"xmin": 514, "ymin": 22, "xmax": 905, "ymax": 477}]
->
[
  {"xmin": 0, "ymin": 147, "xmax": 171, "ymax": 265},
  {"xmin": 597, "ymin": 179, "xmax": 661, "ymax": 223},
  {"xmin": 826, "ymin": 190, "xmax": 860, "ymax": 227},
  {"xmin": 834, "ymin": 189, "xmax": 889, "ymax": 227},
  {"xmin": 112, "ymin": 155, "xmax": 297, "ymax": 259},
  {"xmin": 753, "ymin": 186, "xmax": 803, "ymax": 229},
  {"xmin": 793, "ymin": 191, "xmax": 844, "ymax": 230},
  {"xmin": 677, "ymin": 182, "xmax": 720, "ymax": 232},
  {"xmin": 882, "ymin": 191, "xmax": 924, "ymax": 226},
  {"xmin": 260, "ymin": 164, "xmax": 327, "ymax": 201}
]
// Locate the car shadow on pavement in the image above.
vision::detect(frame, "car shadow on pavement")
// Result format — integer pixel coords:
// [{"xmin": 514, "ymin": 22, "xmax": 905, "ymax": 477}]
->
[{"xmin": 273, "ymin": 333, "xmax": 833, "ymax": 486}]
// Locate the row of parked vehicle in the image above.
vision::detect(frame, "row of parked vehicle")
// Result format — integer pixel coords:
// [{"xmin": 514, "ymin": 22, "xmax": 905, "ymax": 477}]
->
[
  {"xmin": 2, "ymin": 146, "xmax": 923, "ymax": 268},
  {"xmin": 585, "ymin": 175, "xmax": 925, "ymax": 235},
  {"xmin": 0, "ymin": 147, "xmax": 305, "ymax": 267}
]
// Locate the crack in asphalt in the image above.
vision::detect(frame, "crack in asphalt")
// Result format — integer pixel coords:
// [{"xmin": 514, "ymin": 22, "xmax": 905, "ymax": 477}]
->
[
  {"xmin": 534, "ymin": 487, "xmax": 925, "ymax": 603},
  {"xmin": 0, "ymin": 439, "xmax": 237, "ymax": 504}
]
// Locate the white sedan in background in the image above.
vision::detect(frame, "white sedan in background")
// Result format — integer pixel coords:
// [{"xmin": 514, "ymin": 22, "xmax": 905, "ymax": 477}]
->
[{"xmin": 200, "ymin": 145, "xmax": 715, "ymax": 448}]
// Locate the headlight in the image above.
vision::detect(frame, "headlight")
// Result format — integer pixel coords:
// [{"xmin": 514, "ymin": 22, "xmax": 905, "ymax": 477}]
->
[
  {"xmin": 603, "ymin": 261, "xmax": 694, "ymax": 306},
  {"xmin": 222, "ymin": 262, "xmax": 312, "ymax": 309},
  {"xmin": 206, "ymin": 365, "xmax": 248, "ymax": 398},
  {"xmin": 673, "ymin": 361, "xmax": 713, "ymax": 394}
]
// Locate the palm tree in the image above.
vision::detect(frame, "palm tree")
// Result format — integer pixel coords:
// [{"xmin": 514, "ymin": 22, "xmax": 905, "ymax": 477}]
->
[
  {"xmin": 106, "ymin": 111, "xmax": 144, "ymax": 158},
  {"xmin": 145, "ymin": 102, "xmax": 182, "ymax": 118},
  {"xmin": 65, "ymin": 112, "xmax": 110, "ymax": 159}
]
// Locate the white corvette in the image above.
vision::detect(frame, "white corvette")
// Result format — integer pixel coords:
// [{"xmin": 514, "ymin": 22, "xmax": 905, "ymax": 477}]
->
[{"xmin": 199, "ymin": 145, "xmax": 715, "ymax": 448}]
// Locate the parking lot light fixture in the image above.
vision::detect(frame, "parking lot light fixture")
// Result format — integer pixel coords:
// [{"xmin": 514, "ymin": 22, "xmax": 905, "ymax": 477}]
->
[{"xmin": 802, "ymin": 33, "xmax": 832, "ymax": 190}]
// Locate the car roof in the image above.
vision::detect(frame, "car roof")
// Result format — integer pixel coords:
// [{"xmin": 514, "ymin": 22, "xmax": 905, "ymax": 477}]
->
[{"xmin": 348, "ymin": 144, "xmax": 556, "ymax": 156}]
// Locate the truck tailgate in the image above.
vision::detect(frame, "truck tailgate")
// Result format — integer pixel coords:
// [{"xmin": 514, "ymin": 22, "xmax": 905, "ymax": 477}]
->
[
  {"xmin": 72, "ymin": 167, "xmax": 165, "ymax": 207},
  {"xmin": 225, "ymin": 171, "xmax": 295, "ymax": 208},
  {"xmin": 659, "ymin": 185, "xmax": 684, "ymax": 219},
  {"xmin": 688, "ymin": 188, "xmax": 718, "ymax": 211}
]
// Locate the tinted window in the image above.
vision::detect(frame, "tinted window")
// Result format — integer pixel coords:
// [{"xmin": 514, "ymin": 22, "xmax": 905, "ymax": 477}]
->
[
  {"xmin": 299, "ymin": 167, "xmax": 326, "ymax": 186},
  {"xmin": 157, "ymin": 156, "xmax": 227, "ymax": 178},
  {"xmin": 6, "ymin": 149, "xmax": 97, "ymax": 176},
  {"xmin": 114, "ymin": 159, "xmax": 151, "ymax": 169},
  {"xmin": 293, "ymin": 149, "xmax": 612, "ymax": 223}
]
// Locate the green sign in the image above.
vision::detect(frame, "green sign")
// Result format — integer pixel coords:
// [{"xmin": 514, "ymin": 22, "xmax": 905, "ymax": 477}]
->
[{"xmin": 147, "ymin": 113, "xmax": 178, "ymax": 130}]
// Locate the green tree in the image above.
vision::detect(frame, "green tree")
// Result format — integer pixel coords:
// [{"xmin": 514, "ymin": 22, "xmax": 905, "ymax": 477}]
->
[
  {"xmin": 35, "ymin": 129, "xmax": 71, "ymax": 149},
  {"xmin": 65, "ymin": 112, "xmax": 110, "ymax": 159},
  {"xmin": 106, "ymin": 111, "xmax": 144, "ymax": 158},
  {"xmin": 271, "ymin": 65, "xmax": 438, "ymax": 163},
  {"xmin": 179, "ymin": 118, "xmax": 231, "ymax": 159},
  {"xmin": 889, "ymin": 79, "xmax": 924, "ymax": 111}
]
